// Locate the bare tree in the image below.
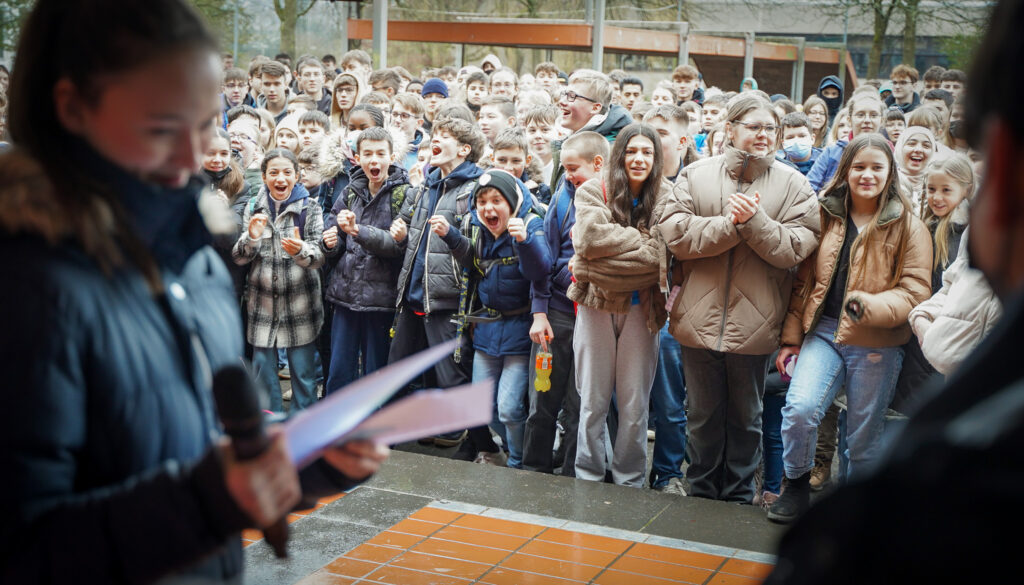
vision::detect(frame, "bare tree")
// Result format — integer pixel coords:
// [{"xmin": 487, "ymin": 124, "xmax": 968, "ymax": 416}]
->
[{"xmin": 274, "ymin": 0, "xmax": 317, "ymax": 57}]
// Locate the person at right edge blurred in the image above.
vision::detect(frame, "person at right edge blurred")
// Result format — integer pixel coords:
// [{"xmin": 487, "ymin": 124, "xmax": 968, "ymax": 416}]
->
[{"xmin": 766, "ymin": 1, "xmax": 1024, "ymax": 582}]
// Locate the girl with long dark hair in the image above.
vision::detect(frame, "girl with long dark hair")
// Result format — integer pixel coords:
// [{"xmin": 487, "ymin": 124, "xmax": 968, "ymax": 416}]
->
[{"xmin": 569, "ymin": 123, "xmax": 671, "ymax": 487}]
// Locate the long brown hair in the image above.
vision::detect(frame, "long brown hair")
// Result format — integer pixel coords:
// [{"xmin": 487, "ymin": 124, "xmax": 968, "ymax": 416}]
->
[
  {"xmin": 822, "ymin": 133, "xmax": 912, "ymax": 289},
  {"xmin": 604, "ymin": 123, "xmax": 663, "ymax": 232},
  {"xmin": 8, "ymin": 0, "xmax": 218, "ymax": 292},
  {"xmin": 802, "ymin": 95, "xmax": 829, "ymax": 148}
]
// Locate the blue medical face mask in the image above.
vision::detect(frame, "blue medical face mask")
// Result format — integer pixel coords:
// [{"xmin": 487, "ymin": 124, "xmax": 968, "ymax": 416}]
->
[{"xmin": 783, "ymin": 137, "xmax": 813, "ymax": 160}]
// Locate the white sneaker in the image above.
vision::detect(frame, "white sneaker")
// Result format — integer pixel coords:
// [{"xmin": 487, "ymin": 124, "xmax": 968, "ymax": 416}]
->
[{"xmin": 653, "ymin": 477, "xmax": 687, "ymax": 496}]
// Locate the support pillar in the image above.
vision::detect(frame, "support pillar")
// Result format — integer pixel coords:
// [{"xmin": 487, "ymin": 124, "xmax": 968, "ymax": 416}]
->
[
  {"xmin": 677, "ymin": 22, "xmax": 689, "ymax": 67},
  {"xmin": 743, "ymin": 31, "xmax": 755, "ymax": 81},
  {"xmin": 592, "ymin": 0, "xmax": 605, "ymax": 71},
  {"xmin": 372, "ymin": 0, "xmax": 387, "ymax": 69}
]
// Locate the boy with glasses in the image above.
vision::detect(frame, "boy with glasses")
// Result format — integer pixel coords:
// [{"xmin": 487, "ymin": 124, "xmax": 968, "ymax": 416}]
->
[
  {"xmin": 886, "ymin": 64, "xmax": 922, "ymax": 114},
  {"xmin": 549, "ymin": 70, "xmax": 631, "ymax": 191}
]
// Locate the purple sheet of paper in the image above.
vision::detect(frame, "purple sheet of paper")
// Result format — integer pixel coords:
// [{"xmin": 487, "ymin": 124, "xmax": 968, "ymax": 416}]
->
[
  {"xmin": 340, "ymin": 381, "xmax": 493, "ymax": 446},
  {"xmin": 283, "ymin": 339, "xmax": 457, "ymax": 468}
]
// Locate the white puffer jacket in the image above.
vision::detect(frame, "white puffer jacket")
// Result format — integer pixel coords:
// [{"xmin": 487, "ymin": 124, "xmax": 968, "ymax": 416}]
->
[{"xmin": 910, "ymin": 228, "xmax": 1002, "ymax": 375}]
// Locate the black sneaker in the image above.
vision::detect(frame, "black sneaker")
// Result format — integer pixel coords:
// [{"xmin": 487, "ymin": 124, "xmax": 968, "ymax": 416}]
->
[{"xmin": 766, "ymin": 472, "xmax": 811, "ymax": 524}]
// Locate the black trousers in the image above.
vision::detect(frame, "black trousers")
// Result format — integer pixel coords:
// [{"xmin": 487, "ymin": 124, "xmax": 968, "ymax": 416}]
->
[{"xmin": 521, "ymin": 309, "xmax": 580, "ymax": 476}]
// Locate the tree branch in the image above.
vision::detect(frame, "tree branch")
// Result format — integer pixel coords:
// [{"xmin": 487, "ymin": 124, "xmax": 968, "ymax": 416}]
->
[{"xmin": 298, "ymin": 0, "xmax": 318, "ymax": 18}]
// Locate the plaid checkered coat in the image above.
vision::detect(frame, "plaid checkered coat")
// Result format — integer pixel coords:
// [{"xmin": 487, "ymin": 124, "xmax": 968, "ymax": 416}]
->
[{"xmin": 232, "ymin": 184, "xmax": 325, "ymax": 348}]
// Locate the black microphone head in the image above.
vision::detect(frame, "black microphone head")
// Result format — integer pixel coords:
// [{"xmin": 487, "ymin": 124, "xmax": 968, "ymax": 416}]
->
[{"xmin": 213, "ymin": 364, "xmax": 263, "ymax": 422}]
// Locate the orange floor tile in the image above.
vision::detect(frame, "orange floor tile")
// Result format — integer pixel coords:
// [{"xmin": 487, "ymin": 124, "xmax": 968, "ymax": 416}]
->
[
  {"xmin": 303, "ymin": 505, "xmax": 775, "ymax": 584},
  {"xmin": 243, "ymin": 493, "xmax": 347, "ymax": 547}
]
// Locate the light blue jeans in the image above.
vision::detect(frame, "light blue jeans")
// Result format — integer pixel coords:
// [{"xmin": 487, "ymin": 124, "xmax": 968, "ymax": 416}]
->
[
  {"xmin": 473, "ymin": 352, "xmax": 530, "ymax": 468},
  {"xmin": 252, "ymin": 343, "xmax": 319, "ymax": 414},
  {"xmin": 781, "ymin": 316, "xmax": 904, "ymax": 481}
]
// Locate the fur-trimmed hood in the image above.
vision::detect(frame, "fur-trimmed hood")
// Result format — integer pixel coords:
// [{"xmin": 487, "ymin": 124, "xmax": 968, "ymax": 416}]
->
[
  {"xmin": 318, "ymin": 126, "xmax": 413, "ymax": 180},
  {"xmin": 0, "ymin": 148, "xmax": 92, "ymax": 245},
  {"xmin": 0, "ymin": 147, "xmax": 235, "ymax": 252}
]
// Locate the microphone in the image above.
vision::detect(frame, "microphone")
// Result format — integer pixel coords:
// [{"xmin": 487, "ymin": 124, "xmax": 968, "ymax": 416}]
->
[{"xmin": 212, "ymin": 365, "xmax": 289, "ymax": 558}]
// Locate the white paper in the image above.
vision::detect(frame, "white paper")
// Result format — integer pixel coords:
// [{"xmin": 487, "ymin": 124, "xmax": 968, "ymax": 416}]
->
[
  {"xmin": 283, "ymin": 339, "xmax": 458, "ymax": 467},
  {"xmin": 340, "ymin": 381, "xmax": 494, "ymax": 446}
]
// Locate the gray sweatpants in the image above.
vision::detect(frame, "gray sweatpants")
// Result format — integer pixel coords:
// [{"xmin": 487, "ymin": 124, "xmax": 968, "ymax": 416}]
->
[{"xmin": 574, "ymin": 304, "xmax": 660, "ymax": 487}]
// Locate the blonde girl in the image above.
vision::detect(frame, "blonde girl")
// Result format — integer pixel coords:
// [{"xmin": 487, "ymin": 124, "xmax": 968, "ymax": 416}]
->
[{"xmin": 922, "ymin": 153, "xmax": 975, "ymax": 291}]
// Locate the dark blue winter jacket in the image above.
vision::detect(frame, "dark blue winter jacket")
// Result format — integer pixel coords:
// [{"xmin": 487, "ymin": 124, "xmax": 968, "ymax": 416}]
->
[
  {"xmin": 531, "ymin": 180, "xmax": 577, "ymax": 315},
  {"xmin": 0, "ymin": 146, "xmax": 357, "ymax": 584},
  {"xmin": 323, "ymin": 165, "xmax": 410, "ymax": 312},
  {"xmin": 447, "ymin": 177, "xmax": 551, "ymax": 356}
]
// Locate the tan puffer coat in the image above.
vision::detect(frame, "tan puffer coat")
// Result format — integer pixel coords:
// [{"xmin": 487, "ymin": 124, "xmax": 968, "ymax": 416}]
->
[
  {"xmin": 660, "ymin": 147, "xmax": 821, "ymax": 355},
  {"xmin": 781, "ymin": 186, "xmax": 933, "ymax": 349}
]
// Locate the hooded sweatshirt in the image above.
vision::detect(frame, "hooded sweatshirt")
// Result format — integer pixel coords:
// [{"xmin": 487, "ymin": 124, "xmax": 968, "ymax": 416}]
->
[{"xmin": 817, "ymin": 75, "xmax": 845, "ymax": 122}]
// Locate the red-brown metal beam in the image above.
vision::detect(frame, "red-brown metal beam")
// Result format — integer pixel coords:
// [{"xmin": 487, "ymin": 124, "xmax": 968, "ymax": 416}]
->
[{"xmin": 347, "ymin": 19, "xmax": 850, "ymax": 70}]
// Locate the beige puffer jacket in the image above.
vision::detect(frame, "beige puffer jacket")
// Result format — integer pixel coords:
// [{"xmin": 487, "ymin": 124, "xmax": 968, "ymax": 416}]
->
[
  {"xmin": 781, "ymin": 187, "xmax": 933, "ymax": 349},
  {"xmin": 568, "ymin": 177, "xmax": 671, "ymax": 335},
  {"xmin": 659, "ymin": 148, "xmax": 821, "ymax": 355}
]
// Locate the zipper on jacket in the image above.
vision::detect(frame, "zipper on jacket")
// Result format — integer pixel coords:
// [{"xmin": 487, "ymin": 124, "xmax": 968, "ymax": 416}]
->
[
  {"xmin": 717, "ymin": 154, "xmax": 751, "ymax": 351},
  {"xmin": 717, "ymin": 248, "xmax": 735, "ymax": 351},
  {"xmin": 424, "ymin": 180, "xmax": 449, "ymax": 314}
]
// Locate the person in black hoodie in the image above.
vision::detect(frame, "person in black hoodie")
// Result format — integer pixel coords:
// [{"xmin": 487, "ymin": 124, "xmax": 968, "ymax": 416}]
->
[
  {"xmin": 0, "ymin": 1, "xmax": 387, "ymax": 583},
  {"xmin": 817, "ymin": 75, "xmax": 845, "ymax": 129},
  {"xmin": 321, "ymin": 127, "xmax": 411, "ymax": 394}
]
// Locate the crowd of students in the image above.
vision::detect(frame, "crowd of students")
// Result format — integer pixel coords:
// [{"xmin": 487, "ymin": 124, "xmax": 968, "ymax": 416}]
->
[{"xmin": 204, "ymin": 47, "xmax": 997, "ymax": 523}]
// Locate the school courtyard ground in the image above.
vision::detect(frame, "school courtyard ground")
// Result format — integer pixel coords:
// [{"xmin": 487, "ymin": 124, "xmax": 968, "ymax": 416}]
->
[{"xmin": 243, "ymin": 438, "xmax": 796, "ymax": 585}]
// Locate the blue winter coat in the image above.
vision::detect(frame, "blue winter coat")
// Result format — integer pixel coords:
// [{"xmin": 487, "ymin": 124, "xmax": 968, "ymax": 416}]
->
[
  {"xmin": 0, "ymin": 147, "xmax": 356, "ymax": 584},
  {"xmin": 807, "ymin": 140, "xmax": 848, "ymax": 192},
  {"xmin": 531, "ymin": 180, "xmax": 577, "ymax": 315},
  {"xmin": 446, "ymin": 178, "xmax": 551, "ymax": 356}
]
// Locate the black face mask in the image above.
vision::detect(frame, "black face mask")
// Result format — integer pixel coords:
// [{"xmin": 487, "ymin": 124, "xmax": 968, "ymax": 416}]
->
[
  {"xmin": 949, "ymin": 120, "xmax": 966, "ymax": 140},
  {"xmin": 204, "ymin": 167, "xmax": 230, "ymax": 183},
  {"xmin": 824, "ymin": 95, "xmax": 843, "ymax": 117}
]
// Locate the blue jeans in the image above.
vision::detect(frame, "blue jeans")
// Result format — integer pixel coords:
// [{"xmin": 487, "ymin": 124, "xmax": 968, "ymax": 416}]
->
[
  {"xmin": 252, "ymin": 342, "xmax": 319, "ymax": 414},
  {"xmin": 650, "ymin": 323, "xmax": 687, "ymax": 488},
  {"xmin": 781, "ymin": 316, "xmax": 904, "ymax": 480},
  {"xmin": 762, "ymin": 392, "xmax": 785, "ymax": 494},
  {"xmin": 473, "ymin": 352, "xmax": 529, "ymax": 468},
  {"xmin": 325, "ymin": 306, "xmax": 393, "ymax": 395}
]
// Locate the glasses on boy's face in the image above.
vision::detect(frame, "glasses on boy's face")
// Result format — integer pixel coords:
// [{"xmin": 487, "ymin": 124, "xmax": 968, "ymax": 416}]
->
[
  {"xmin": 890, "ymin": 80, "xmax": 912, "ymax": 87},
  {"xmin": 224, "ymin": 82, "xmax": 246, "ymax": 89},
  {"xmin": 732, "ymin": 120, "xmax": 778, "ymax": 134},
  {"xmin": 392, "ymin": 111, "xmax": 416, "ymax": 121},
  {"xmin": 229, "ymin": 132, "xmax": 258, "ymax": 146},
  {"xmin": 560, "ymin": 90, "xmax": 597, "ymax": 104}
]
